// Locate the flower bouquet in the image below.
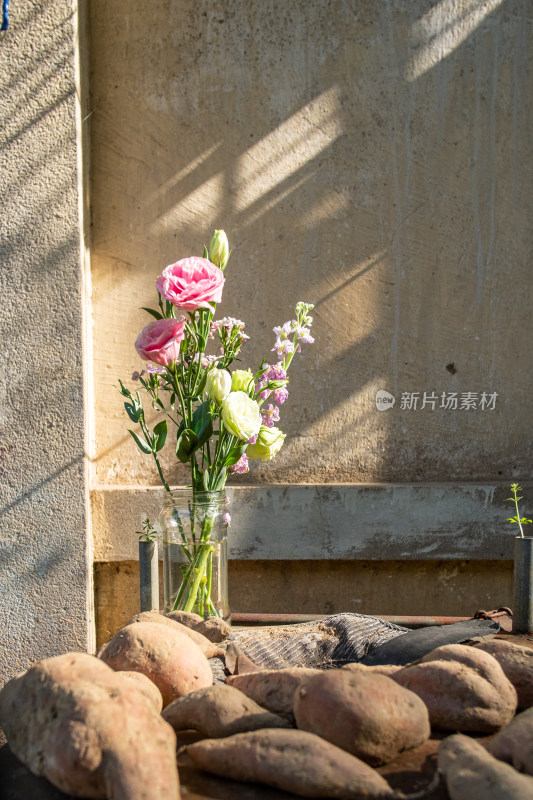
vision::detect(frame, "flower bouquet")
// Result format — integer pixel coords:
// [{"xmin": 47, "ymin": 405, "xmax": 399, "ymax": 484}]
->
[{"xmin": 119, "ymin": 230, "xmax": 314, "ymax": 618}]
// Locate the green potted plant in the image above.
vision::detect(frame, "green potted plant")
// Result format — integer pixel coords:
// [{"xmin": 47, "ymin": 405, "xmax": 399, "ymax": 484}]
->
[
  {"xmin": 137, "ymin": 518, "xmax": 159, "ymax": 613},
  {"xmin": 506, "ymin": 483, "xmax": 533, "ymax": 633}
]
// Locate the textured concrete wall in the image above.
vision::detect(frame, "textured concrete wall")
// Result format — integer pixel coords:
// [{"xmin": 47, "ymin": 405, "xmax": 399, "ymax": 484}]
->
[
  {"xmin": 87, "ymin": 1, "xmax": 533, "ymax": 619},
  {"xmin": 0, "ymin": 1, "xmax": 93, "ymax": 687},
  {"xmin": 90, "ymin": 0, "xmax": 533, "ymax": 489}
]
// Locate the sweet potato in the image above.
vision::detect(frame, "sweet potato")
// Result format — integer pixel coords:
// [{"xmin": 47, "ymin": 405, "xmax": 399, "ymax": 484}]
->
[
  {"xmin": 166, "ymin": 610, "xmax": 231, "ymax": 642},
  {"xmin": 0, "ymin": 652, "xmax": 180, "ymax": 800},
  {"xmin": 393, "ymin": 643, "xmax": 517, "ymax": 732},
  {"xmin": 224, "ymin": 641, "xmax": 265, "ymax": 674},
  {"xmin": 226, "ymin": 667, "xmax": 321, "ymax": 722},
  {"xmin": 438, "ymin": 733, "xmax": 533, "ymax": 799},
  {"xmin": 116, "ymin": 670, "xmax": 163, "ymax": 711},
  {"xmin": 475, "ymin": 639, "xmax": 533, "ymax": 710},
  {"xmin": 186, "ymin": 728, "xmax": 396, "ymax": 799},
  {"xmin": 124, "ymin": 612, "xmax": 224, "ymax": 658},
  {"xmin": 341, "ymin": 663, "xmax": 403, "ymax": 678},
  {"xmin": 163, "ymin": 684, "xmax": 291, "ymax": 737},
  {"xmin": 293, "ymin": 669, "xmax": 430, "ymax": 766},
  {"xmin": 97, "ymin": 621, "xmax": 213, "ymax": 706},
  {"xmin": 166, "ymin": 609, "xmax": 203, "ymax": 626},
  {"xmin": 487, "ymin": 707, "xmax": 533, "ymax": 775}
]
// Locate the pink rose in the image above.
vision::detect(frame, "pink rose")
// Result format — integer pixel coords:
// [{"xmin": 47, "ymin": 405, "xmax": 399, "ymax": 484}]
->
[
  {"xmin": 134, "ymin": 318, "xmax": 186, "ymax": 366},
  {"xmin": 155, "ymin": 256, "xmax": 225, "ymax": 312}
]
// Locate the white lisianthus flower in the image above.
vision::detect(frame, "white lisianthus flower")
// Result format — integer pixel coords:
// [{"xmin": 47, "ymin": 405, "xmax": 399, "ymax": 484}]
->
[
  {"xmin": 206, "ymin": 367, "xmax": 232, "ymax": 404},
  {"xmin": 221, "ymin": 391, "xmax": 261, "ymax": 440},
  {"xmin": 231, "ymin": 368, "xmax": 254, "ymax": 394},
  {"xmin": 247, "ymin": 425, "xmax": 286, "ymax": 461}
]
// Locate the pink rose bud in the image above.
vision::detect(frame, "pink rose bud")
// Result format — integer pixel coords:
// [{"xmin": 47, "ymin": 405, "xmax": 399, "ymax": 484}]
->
[
  {"xmin": 134, "ymin": 318, "xmax": 186, "ymax": 366},
  {"xmin": 155, "ymin": 256, "xmax": 225, "ymax": 312}
]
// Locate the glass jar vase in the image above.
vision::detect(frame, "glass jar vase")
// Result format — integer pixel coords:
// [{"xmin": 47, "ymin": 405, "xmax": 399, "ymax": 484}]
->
[{"xmin": 160, "ymin": 489, "xmax": 230, "ymax": 621}]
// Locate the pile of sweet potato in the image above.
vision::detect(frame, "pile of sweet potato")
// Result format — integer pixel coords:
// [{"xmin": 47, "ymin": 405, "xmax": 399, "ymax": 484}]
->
[{"xmin": 1, "ymin": 613, "xmax": 532, "ymax": 800}]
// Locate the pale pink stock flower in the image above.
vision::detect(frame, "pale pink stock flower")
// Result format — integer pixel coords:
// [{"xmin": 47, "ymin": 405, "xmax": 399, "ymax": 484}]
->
[
  {"xmin": 261, "ymin": 404, "xmax": 280, "ymax": 427},
  {"xmin": 201, "ymin": 354, "xmax": 220, "ymax": 368},
  {"xmin": 212, "ymin": 317, "xmax": 246, "ymax": 331},
  {"xmin": 134, "ymin": 318, "xmax": 186, "ymax": 366},
  {"xmin": 156, "ymin": 257, "xmax": 225, "ymax": 312},
  {"xmin": 273, "ymin": 386, "xmax": 289, "ymax": 404},
  {"xmin": 272, "ymin": 339, "xmax": 294, "ymax": 357},
  {"xmin": 229, "ymin": 454, "xmax": 249, "ymax": 474}
]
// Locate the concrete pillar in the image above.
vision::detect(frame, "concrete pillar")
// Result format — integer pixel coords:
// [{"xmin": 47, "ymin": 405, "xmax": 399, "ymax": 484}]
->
[{"xmin": 0, "ymin": 0, "xmax": 94, "ymax": 689}]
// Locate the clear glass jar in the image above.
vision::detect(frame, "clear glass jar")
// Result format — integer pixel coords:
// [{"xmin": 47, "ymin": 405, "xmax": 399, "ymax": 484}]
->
[{"xmin": 160, "ymin": 489, "xmax": 230, "ymax": 621}]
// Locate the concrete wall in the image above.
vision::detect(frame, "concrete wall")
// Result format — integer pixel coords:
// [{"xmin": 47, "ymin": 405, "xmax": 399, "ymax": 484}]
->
[
  {"xmin": 0, "ymin": 0, "xmax": 94, "ymax": 687},
  {"xmin": 88, "ymin": 0, "xmax": 533, "ymax": 631},
  {"xmin": 90, "ymin": 0, "xmax": 533, "ymax": 486}
]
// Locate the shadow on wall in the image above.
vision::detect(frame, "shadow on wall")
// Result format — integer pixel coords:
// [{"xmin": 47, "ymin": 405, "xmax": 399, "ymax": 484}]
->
[{"xmin": 89, "ymin": 0, "xmax": 533, "ymax": 486}]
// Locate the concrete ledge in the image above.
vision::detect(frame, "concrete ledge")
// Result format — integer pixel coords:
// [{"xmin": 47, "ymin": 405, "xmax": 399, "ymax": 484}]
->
[{"xmin": 91, "ymin": 483, "xmax": 519, "ymax": 562}]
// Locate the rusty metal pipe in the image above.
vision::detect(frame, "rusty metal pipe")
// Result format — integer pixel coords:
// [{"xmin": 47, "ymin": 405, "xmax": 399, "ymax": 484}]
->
[{"xmin": 230, "ymin": 612, "xmax": 472, "ymax": 628}]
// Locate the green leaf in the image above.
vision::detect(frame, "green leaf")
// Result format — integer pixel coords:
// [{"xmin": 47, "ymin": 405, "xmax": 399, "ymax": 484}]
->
[
  {"xmin": 141, "ymin": 306, "xmax": 163, "ymax": 320},
  {"xmin": 202, "ymin": 469, "xmax": 211, "ymax": 491},
  {"xmin": 124, "ymin": 402, "xmax": 140, "ymax": 423},
  {"xmin": 211, "ymin": 468, "xmax": 227, "ymax": 491},
  {"xmin": 191, "ymin": 400, "xmax": 214, "ymax": 446},
  {"xmin": 176, "ymin": 429, "xmax": 200, "ymax": 462},
  {"xmin": 192, "ymin": 400, "xmax": 210, "ymax": 424},
  {"xmin": 225, "ymin": 444, "xmax": 247, "ymax": 467},
  {"xmin": 128, "ymin": 429, "xmax": 152, "ymax": 455},
  {"xmin": 153, "ymin": 420, "xmax": 168, "ymax": 452},
  {"xmin": 196, "ymin": 370, "xmax": 208, "ymax": 396},
  {"xmin": 196, "ymin": 420, "xmax": 213, "ymax": 448},
  {"xmin": 118, "ymin": 379, "xmax": 132, "ymax": 398}
]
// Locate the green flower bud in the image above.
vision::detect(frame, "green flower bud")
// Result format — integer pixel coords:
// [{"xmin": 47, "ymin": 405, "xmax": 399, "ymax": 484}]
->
[
  {"xmin": 247, "ymin": 426, "xmax": 286, "ymax": 462},
  {"xmin": 231, "ymin": 368, "xmax": 254, "ymax": 394},
  {"xmin": 209, "ymin": 229, "xmax": 230, "ymax": 271}
]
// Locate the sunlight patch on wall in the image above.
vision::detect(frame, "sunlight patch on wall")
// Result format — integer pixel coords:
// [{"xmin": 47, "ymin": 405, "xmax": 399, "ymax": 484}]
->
[
  {"xmin": 298, "ymin": 188, "xmax": 350, "ymax": 226},
  {"xmin": 149, "ymin": 171, "xmax": 224, "ymax": 234},
  {"xmin": 405, "ymin": 0, "xmax": 505, "ymax": 82},
  {"xmin": 235, "ymin": 86, "xmax": 343, "ymax": 214},
  {"xmin": 146, "ymin": 142, "xmax": 221, "ymax": 207}
]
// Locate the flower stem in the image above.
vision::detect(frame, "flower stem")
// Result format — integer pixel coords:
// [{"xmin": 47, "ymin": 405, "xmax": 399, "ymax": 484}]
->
[{"xmin": 170, "ymin": 505, "xmax": 220, "ymax": 616}]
